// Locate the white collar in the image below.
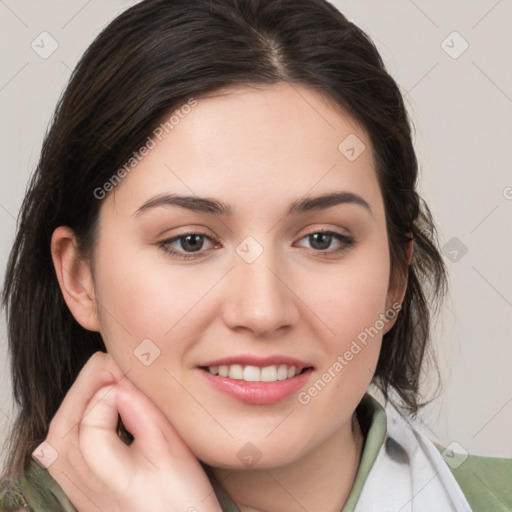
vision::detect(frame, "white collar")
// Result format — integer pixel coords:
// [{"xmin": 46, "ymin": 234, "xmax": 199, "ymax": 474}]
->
[{"xmin": 354, "ymin": 400, "xmax": 472, "ymax": 512}]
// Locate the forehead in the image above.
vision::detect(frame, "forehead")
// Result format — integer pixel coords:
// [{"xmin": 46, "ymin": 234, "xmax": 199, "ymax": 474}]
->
[{"xmin": 103, "ymin": 83, "xmax": 382, "ymax": 221}]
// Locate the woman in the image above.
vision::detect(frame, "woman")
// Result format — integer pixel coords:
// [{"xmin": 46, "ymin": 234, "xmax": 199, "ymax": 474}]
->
[{"xmin": 1, "ymin": 0, "xmax": 510, "ymax": 511}]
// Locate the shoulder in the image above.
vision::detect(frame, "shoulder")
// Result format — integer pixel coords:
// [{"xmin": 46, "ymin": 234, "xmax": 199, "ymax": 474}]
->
[
  {"xmin": 0, "ymin": 473, "xmax": 30, "ymax": 511},
  {"xmin": 433, "ymin": 442, "xmax": 512, "ymax": 512},
  {"xmin": 372, "ymin": 394, "xmax": 512, "ymax": 512},
  {"xmin": 0, "ymin": 461, "xmax": 77, "ymax": 512}
]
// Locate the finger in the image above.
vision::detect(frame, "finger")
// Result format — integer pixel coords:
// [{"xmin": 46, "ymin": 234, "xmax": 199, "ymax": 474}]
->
[
  {"xmin": 46, "ymin": 351, "xmax": 127, "ymax": 442},
  {"xmin": 81, "ymin": 376, "xmax": 192, "ymax": 474},
  {"xmin": 113, "ymin": 380, "xmax": 219, "ymax": 509},
  {"xmin": 79, "ymin": 378, "xmax": 219, "ymax": 511},
  {"xmin": 78, "ymin": 383, "xmax": 132, "ymax": 489},
  {"xmin": 115, "ymin": 377, "xmax": 189, "ymax": 461},
  {"xmin": 33, "ymin": 351, "xmax": 126, "ymax": 471}
]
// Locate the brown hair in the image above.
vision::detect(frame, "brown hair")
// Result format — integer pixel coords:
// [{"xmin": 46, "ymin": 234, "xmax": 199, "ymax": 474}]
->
[{"xmin": 2, "ymin": 0, "xmax": 447, "ymax": 477}]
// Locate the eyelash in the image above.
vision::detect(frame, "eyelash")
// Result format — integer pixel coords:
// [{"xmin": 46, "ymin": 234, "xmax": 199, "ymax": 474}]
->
[{"xmin": 158, "ymin": 229, "xmax": 355, "ymax": 260}]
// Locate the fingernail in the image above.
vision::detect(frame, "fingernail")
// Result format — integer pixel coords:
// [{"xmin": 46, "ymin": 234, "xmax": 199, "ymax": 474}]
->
[{"xmin": 32, "ymin": 441, "xmax": 59, "ymax": 469}]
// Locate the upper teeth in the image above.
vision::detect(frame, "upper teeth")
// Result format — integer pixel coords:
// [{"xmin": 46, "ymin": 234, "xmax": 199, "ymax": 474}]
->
[{"xmin": 207, "ymin": 364, "xmax": 301, "ymax": 382}]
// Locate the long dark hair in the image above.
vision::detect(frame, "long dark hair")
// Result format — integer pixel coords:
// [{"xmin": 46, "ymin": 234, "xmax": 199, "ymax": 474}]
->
[{"xmin": 2, "ymin": 0, "xmax": 447, "ymax": 477}]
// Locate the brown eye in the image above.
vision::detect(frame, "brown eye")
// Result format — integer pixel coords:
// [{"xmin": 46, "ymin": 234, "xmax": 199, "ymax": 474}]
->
[
  {"xmin": 309, "ymin": 232, "xmax": 333, "ymax": 250},
  {"xmin": 296, "ymin": 230, "xmax": 354, "ymax": 254},
  {"xmin": 178, "ymin": 234, "xmax": 205, "ymax": 252},
  {"xmin": 159, "ymin": 232, "xmax": 217, "ymax": 259}
]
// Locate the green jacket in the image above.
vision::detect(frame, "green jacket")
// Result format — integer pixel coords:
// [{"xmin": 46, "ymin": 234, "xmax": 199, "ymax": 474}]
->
[{"xmin": 1, "ymin": 393, "xmax": 511, "ymax": 511}]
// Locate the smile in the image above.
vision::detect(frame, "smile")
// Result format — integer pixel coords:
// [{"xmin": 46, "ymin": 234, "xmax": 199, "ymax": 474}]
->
[
  {"xmin": 204, "ymin": 364, "xmax": 304, "ymax": 382},
  {"xmin": 198, "ymin": 365, "xmax": 314, "ymax": 405}
]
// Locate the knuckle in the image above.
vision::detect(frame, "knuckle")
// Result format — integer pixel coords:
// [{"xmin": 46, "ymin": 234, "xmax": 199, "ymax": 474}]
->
[
  {"xmin": 84, "ymin": 351, "xmax": 123, "ymax": 383},
  {"xmin": 88, "ymin": 350, "xmax": 110, "ymax": 368},
  {"xmin": 45, "ymin": 414, "xmax": 66, "ymax": 447}
]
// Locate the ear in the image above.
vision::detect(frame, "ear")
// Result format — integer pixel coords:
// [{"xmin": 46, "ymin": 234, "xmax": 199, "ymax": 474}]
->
[
  {"xmin": 51, "ymin": 226, "xmax": 100, "ymax": 331},
  {"xmin": 383, "ymin": 234, "xmax": 414, "ymax": 334}
]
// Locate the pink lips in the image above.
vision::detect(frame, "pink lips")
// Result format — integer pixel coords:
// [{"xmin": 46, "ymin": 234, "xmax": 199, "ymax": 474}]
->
[{"xmin": 198, "ymin": 354, "xmax": 314, "ymax": 405}]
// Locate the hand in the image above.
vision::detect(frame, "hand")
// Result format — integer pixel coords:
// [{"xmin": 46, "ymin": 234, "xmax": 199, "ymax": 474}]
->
[{"xmin": 32, "ymin": 351, "xmax": 222, "ymax": 512}]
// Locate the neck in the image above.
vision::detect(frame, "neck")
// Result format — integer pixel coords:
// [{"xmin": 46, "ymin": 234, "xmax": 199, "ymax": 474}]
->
[{"xmin": 210, "ymin": 412, "xmax": 365, "ymax": 512}]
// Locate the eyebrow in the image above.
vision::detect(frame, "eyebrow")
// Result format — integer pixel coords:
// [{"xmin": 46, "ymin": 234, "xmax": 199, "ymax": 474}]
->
[{"xmin": 132, "ymin": 191, "xmax": 373, "ymax": 218}]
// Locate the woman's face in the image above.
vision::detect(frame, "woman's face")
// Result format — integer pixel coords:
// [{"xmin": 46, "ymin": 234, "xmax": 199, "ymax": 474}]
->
[{"xmin": 86, "ymin": 83, "xmax": 402, "ymax": 468}]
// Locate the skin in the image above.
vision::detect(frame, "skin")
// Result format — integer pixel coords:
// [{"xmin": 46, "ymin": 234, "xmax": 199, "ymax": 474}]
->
[{"xmin": 48, "ymin": 82, "xmax": 412, "ymax": 512}]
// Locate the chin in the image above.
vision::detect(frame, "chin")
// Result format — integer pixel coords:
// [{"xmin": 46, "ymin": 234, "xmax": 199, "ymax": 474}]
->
[{"xmin": 194, "ymin": 435, "xmax": 309, "ymax": 471}]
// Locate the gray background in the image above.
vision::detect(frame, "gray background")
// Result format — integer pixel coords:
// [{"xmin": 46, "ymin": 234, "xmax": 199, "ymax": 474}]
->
[{"xmin": 1, "ymin": 0, "xmax": 511, "ymax": 468}]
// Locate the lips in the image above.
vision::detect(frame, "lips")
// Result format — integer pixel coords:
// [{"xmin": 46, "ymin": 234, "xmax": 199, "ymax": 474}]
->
[{"xmin": 197, "ymin": 354, "xmax": 314, "ymax": 405}]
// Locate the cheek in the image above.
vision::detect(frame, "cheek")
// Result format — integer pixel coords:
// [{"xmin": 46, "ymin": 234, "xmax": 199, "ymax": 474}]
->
[
  {"xmin": 92, "ymin": 240, "xmax": 165, "ymax": 353},
  {"xmin": 305, "ymin": 248, "xmax": 391, "ymax": 346},
  {"xmin": 297, "ymin": 239, "xmax": 391, "ymax": 408},
  {"xmin": 92, "ymin": 238, "xmax": 215, "ymax": 367},
  {"xmin": 292, "ymin": 252, "xmax": 390, "ymax": 438}
]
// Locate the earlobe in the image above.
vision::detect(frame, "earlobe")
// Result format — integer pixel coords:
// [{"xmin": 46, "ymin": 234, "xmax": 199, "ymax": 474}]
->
[
  {"xmin": 383, "ymin": 235, "xmax": 414, "ymax": 334},
  {"xmin": 405, "ymin": 235, "xmax": 414, "ymax": 267},
  {"xmin": 51, "ymin": 226, "xmax": 100, "ymax": 331}
]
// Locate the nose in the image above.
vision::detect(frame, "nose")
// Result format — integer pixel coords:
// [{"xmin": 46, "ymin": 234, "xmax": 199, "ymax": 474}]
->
[{"xmin": 222, "ymin": 246, "xmax": 300, "ymax": 337}]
